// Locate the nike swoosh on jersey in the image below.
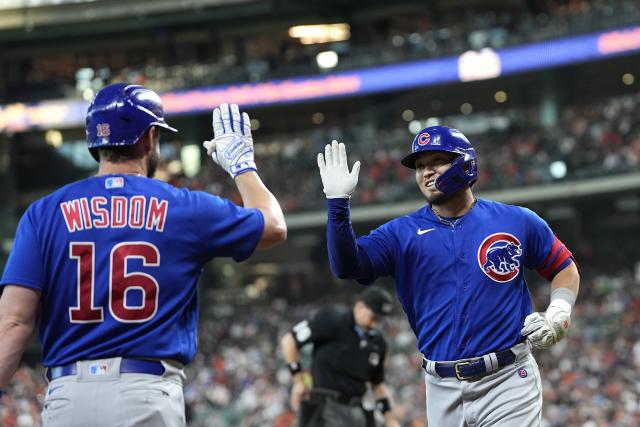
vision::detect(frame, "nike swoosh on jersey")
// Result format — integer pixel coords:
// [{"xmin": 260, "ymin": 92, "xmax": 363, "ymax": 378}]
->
[{"xmin": 417, "ymin": 228, "xmax": 436, "ymax": 235}]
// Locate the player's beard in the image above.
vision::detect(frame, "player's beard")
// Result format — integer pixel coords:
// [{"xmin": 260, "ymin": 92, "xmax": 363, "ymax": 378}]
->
[{"xmin": 426, "ymin": 190, "xmax": 454, "ymax": 205}]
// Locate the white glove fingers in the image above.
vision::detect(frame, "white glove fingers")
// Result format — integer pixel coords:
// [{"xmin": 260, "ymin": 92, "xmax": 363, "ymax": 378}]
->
[
  {"xmin": 212, "ymin": 108, "xmax": 223, "ymax": 136},
  {"xmin": 338, "ymin": 142, "xmax": 347, "ymax": 168},
  {"xmin": 242, "ymin": 112, "xmax": 251, "ymax": 136},
  {"xmin": 325, "ymin": 143, "xmax": 333, "ymax": 168},
  {"xmin": 351, "ymin": 160, "xmax": 361, "ymax": 181},
  {"xmin": 317, "ymin": 153, "xmax": 326, "ymax": 173},
  {"xmin": 220, "ymin": 103, "xmax": 230, "ymax": 133},
  {"xmin": 331, "ymin": 140, "xmax": 340, "ymax": 167},
  {"xmin": 230, "ymin": 103, "xmax": 241, "ymax": 132}
]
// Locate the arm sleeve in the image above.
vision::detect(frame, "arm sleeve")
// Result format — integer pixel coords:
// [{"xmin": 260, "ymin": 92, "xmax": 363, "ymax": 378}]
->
[
  {"xmin": 0, "ymin": 207, "xmax": 46, "ymax": 292},
  {"xmin": 327, "ymin": 199, "xmax": 394, "ymax": 284},
  {"xmin": 190, "ymin": 191, "xmax": 264, "ymax": 262},
  {"xmin": 291, "ymin": 307, "xmax": 340, "ymax": 348},
  {"xmin": 521, "ymin": 207, "xmax": 575, "ymax": 281}
]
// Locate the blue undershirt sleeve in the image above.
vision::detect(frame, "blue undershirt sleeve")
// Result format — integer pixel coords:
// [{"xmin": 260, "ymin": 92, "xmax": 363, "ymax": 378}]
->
[{"xmin": 326, "ymin": 198, "xmax": 375, "ymax": 281}]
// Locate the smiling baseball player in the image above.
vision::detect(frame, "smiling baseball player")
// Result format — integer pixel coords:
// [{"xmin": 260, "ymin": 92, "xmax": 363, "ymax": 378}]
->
[{"xmin": 317, "ymin": 127, "xmax": 580, "ymax": 426}]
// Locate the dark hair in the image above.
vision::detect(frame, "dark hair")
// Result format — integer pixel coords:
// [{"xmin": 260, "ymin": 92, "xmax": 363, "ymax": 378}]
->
[{"xmin": 95, "ymin": 127, "xmax": 157, "ymax": 163}]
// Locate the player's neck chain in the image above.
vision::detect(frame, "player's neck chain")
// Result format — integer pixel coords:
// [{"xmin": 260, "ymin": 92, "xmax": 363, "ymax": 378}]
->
[{"xmin": 434, "ymin": 198, "xmax": 477, "ymax": 226}]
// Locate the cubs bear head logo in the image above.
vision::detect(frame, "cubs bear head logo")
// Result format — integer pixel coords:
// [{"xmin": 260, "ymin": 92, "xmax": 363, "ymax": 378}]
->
[{"xmin": 477, "ymin": 233, "xmax": 522, "ymax": 283}]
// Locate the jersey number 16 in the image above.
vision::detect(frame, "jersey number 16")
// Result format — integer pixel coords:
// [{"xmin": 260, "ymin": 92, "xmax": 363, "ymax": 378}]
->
[{"xmin": 69, "ymin": 241, "xmax": 159, "ymax": 324}]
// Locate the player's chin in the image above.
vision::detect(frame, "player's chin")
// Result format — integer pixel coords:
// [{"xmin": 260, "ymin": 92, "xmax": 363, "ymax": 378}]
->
[{"xmin": 423, "ymin": 188, "xmax": 450, "ymax": 205}]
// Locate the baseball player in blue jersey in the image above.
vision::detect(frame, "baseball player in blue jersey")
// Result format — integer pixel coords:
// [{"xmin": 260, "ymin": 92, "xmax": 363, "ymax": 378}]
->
[
  {"xmin": 316, "ymin": 127, "xmax": 580, "ymax": 426},
  {"xmin": 0, "ymin": 83, "xmax": 286, "ymax": 426}
]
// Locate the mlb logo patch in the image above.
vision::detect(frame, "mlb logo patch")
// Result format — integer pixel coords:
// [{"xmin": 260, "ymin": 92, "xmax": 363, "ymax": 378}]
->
[
  {"xmin": 105, "ymin": 177, "xmax": 124, "ymax": 189},
  {"xmin": 89, "ymin": 364, "xmax": 109, "ymax": 376}
]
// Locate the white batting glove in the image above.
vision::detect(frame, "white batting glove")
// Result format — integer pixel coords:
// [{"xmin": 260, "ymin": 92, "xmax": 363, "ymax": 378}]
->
[
  {"xmin": 521, "ymin": 299, "xmax": 572, "ymax": 349},
  {"xmin": 203, "ymin": 103, "xmax": 256, "ymax": 178},
  {"xmin": 317, "ymin": 140, "xmax": 361, "ymax": 199}
]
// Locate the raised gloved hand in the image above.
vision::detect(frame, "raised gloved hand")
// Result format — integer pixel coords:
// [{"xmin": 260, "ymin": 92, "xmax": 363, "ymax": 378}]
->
[
  {"xmin": 521, "ymin": 299, "xmax": 572, "ymax": 349},
  {"xmin": 317, "ymin": 140, "xmax": 361, "ymax": 199},
  {"xmin": 203, "ymin": 103, "xmax": 256, "ymax": 178}
]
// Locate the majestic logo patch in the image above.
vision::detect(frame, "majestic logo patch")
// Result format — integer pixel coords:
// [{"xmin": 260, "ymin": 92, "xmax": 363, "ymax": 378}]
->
[
  {"xmin": 417, "ymin": 132, "xmax": 431, "ymax": 146},
  {"xmin": 477, "ymin": 233, "xmax": 522, "ymax": 283}
]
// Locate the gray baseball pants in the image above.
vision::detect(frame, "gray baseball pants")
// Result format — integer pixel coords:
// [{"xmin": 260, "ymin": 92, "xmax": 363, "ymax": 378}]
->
[
  {"xmin": 41, "ymin": 357, "xmax": 186, "ymax": 427},
  {"xmin": 423, "ymin": 343, "xmax": 542, "ymax": 427}
]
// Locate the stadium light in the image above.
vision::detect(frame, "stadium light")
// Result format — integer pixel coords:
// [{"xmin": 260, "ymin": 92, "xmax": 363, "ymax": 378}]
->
[
  {"xmin": 622, "ymin": 73, "xmax": 635, "ymax": 85},
  {"xmin": 289, "ymin": 23, "xmax": 350, "ymax": 45},
  {"xmin": 549, "ymin": 161, "xmax": 567, "ymax": 179},
  {"xmin": 311, "ymin": 112, "xmax": 325, "ymax": 125},
  {"xmin": 45, "ymin": 130, "xmax": 63, "ymax": 148},
  {"xmin": 180, "ymin": 145, "xmax": 201, "ymax": 178},
  {"xmin": 494, "ymin": 91, "xmax": 508, "ymax": 103},
  {"xmin": 316, "ymin": 51, "xmax": 339, "ymax": 70},
  {"xmin": 402, "ymin": 110, "xmax": 415, "ymax": 121}
]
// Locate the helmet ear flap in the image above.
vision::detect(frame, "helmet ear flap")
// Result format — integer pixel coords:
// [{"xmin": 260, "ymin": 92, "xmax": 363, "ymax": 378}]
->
[{"xmin": 434, "ymin": 155, "xmax": 477, "ymax": 194}]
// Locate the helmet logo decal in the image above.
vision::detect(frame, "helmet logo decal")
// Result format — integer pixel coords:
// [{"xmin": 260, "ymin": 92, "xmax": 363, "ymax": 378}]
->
[
  {"xmin": 96, "ymin": 123, "xmax": 111, "ymax": 138},
  {"xmin": 417, "ymin": 132, "xmax": 430, "ymax": 146},
  {"xmin": 477, "ymin": 233, "xmax": 522, "ymax": 283}
]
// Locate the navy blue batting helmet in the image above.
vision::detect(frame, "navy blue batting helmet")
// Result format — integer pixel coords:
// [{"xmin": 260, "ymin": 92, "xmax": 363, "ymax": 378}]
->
[
  {"xmin": 401, "ymin": 125, "xmax": 478, "ymax": 195},
  {"xmin": 86, "ymin": 83, "xmax": 178, "ymax": 161}
]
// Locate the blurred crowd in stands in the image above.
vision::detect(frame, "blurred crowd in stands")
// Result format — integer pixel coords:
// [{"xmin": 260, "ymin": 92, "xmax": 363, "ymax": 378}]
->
[
  {"xmin": 2, "ymin": 262, "xmax": 640, "ymax": 427},
  {"xmin": 9, "ymin": 0, "xmax": 640, "ymax": 102},
  {"xmin": 165, "ymin": 91, "xmax": 640, "ymax": 214}
]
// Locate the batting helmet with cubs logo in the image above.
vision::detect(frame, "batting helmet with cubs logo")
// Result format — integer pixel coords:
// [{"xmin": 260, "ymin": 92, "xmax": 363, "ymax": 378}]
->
[
  {"xmin": 86, "ymin": 83, "xmax": 178, "ymax": 161},
  {"xmin": 401, "ymin": 125, "xmax": 478, "ymax": 195}
]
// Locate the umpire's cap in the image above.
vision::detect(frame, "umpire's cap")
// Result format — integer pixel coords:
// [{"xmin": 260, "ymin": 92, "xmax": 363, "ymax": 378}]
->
[{"xmin": 358, "ymin": 287, "xmax": 393, "ymax": 316}]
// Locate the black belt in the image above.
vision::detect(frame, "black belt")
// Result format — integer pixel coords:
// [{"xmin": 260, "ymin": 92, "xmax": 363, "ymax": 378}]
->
[
  {"xmin": 46, "ymin": 358, "xmax": 165, "ymax": 381},
  {"xmin": 422, "ymin": 349, "xmax": 516, "ymax": 381},
  {"xmin": 310, "ymin": 388, "xmax": 362, "ymax": 407}
]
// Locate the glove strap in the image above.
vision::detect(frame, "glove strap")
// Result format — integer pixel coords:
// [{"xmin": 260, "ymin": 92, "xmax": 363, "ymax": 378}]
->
[{"xmin": 230, "ymin": 161, "xmax": 257, "ymax": 178}]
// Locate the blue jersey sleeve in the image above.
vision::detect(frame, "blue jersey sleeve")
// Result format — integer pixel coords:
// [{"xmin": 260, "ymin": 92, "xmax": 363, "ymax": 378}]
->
[
  {"xmin": 326, "ymin": 199, "xmax": 376, "ymax": 282},
  {"xmin": 521, "ymin": 207, "xmax": 573, "ymax": 280},
  {"xmin": 356, "ymin": 223, "xmax": 396, "ymax": 284},
  {"xmin": 190, "ymin": 191, "xmax": 264, "ymax": 262},
  {"xmin": 0, "ymin": 206, "xmax": 46, "ymax": 292}
]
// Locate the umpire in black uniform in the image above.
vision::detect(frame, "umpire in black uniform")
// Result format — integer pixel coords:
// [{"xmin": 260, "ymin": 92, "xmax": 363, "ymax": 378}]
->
[{"xmin": 280, "ymin": 287, "xmax": 401, "ymax": 427}]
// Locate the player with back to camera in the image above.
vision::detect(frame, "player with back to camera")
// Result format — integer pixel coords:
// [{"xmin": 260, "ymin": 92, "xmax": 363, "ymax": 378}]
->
[
  {"xmin": 0, "ymin": 83, "xmax": 286, "ymax": 427},
  {"xmin": 316, "ymin": 127, "xmax": 580, "ymax": 426},
  {"xmin": 281, "ymin": 287, "xmax": 401, "ymax": 427}
]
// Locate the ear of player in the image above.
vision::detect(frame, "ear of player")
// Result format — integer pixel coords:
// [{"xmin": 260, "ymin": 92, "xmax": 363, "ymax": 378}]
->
[
  {"xmin": 317, "ymin": 140, "xmax": 361, "ymax": 199},
  {"xmin": 203, "ymin": 103, "xmax": 257, "ymax": 178},
  {"xmin": 521, "ymin": 299, "xmax": 572, "ymax": 349}
]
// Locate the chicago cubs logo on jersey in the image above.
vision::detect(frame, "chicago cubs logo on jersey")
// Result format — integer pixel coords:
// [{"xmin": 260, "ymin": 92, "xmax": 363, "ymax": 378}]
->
[{"xmin": 477, "ymin": 232, "xmax": 522, "ymax": 283}]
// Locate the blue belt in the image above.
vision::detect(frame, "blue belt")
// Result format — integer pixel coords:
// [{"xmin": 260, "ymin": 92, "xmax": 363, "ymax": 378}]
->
[
  {"xmin": 422, "ymin": 349, "xmax": 516, "ymax": 381},
  {"xmin": 46, "ymin": 358, "xmax": 165, "ymax": 381}
]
